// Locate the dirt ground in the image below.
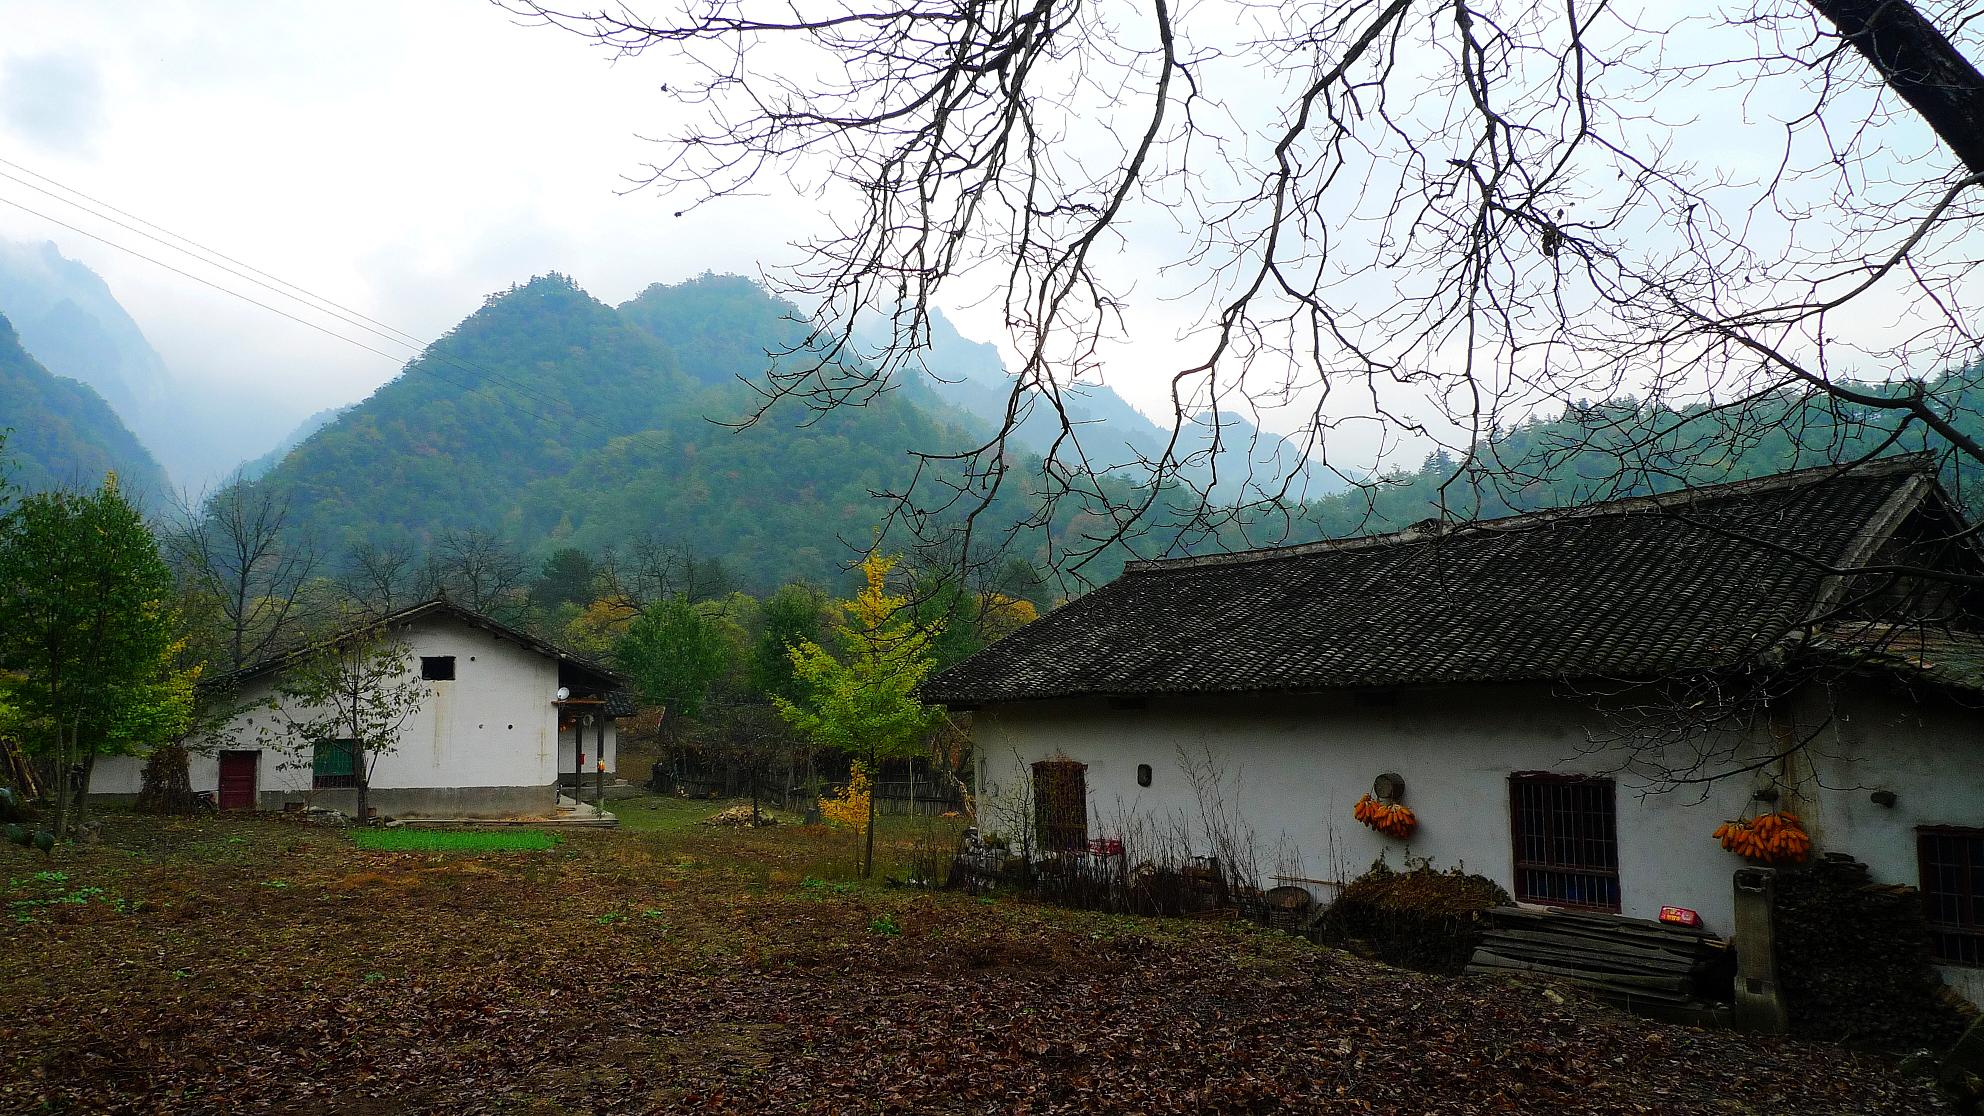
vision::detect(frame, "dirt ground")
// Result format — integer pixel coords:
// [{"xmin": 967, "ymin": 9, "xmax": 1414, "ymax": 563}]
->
[{"xmin": 0, "ymin": 799, "xmax": 1954, "ymax": 1114}]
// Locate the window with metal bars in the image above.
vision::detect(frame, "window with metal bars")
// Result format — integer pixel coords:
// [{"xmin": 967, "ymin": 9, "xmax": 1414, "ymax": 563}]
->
[
  {"xmin": 1509, "ymin": 773, "xmax": 1621, "ymax": 912},
  {"xmin": 312, "ymin": 738, "xmax": 359, "ymax": 789},
  {"xmin": 1919, "ymin": 826, "xmax": 1983, "ymax": 967}
]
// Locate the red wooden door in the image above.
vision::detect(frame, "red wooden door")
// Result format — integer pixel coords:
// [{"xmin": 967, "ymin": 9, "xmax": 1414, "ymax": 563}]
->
[{"xmin": 217, "ymin": 751, "xmax": 258, "ymax": 810}]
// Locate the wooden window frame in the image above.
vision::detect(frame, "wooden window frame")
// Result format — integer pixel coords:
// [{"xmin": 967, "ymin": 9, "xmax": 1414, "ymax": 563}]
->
[
  {"xmin": 312, "ymin": 738, "xmax": 359, "ymax": 790},
  {"xmin": 1918, "ymin": 825, "xmax": 1984, "ymax": 968},
  {"xmin": 1509, "ymin": 772, "xmax": 1622, "ymax": 913},
  {"xmin": 1031, "ymin": 759, "xmax": 1090, "ymax": 852}
]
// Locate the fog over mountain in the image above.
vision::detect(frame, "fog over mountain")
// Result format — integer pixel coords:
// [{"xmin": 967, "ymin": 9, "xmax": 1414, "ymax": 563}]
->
[
  {"xmin": 0, "ymin": 239, "xmax": 307, "ymax": 492},
  {"xmin": 876, "ymin": 307, "xmax": 1351, "ymax": 502}
]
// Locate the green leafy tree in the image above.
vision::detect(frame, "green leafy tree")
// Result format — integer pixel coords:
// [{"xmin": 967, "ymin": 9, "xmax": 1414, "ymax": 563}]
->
[
  {"xmin": 775, "ymin": 552, "xmax": 944, "ymax": 877},
  {"xmin": 749, "ymin": 582, "xmax": 829, "ymax": 704},
  {"xmin": 0, "ymin": 473, "xmax": 191, "ymax": 837},
  {"xmin": 618, "ymin": 595, "xmax": 735, "ymax": 736},
  {"xmin": 263, "ymin": 627, "xmax": 428, "ymax": 823}
]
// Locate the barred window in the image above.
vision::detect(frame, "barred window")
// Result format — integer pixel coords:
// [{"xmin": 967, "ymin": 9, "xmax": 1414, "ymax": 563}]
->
[
  {"xmin": 1919, "ymin": 827, "xmax": 1983, "ymax": 967},
  {"xmin": 313, "ymin": 739, "xmax": 358, "ymax": 790},
  {"xmin": 1510, "ymin": 773, "xmax": 1620, "ymax": 912}
]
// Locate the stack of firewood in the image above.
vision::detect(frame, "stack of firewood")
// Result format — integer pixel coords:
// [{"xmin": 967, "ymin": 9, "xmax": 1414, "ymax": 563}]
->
[{"xmin": 1773, "ymin": 854, "xmax": 1969, "ymax": 1051}]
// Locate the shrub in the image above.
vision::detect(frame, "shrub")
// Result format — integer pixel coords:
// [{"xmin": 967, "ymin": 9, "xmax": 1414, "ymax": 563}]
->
[{"xmin": 1312, "ymin": 860, "xmax": 1510, "ymax": 974}]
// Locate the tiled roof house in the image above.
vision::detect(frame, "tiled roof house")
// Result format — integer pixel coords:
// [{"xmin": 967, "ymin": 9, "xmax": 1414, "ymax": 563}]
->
[{"xmin": 930, "ymin": 456, "xmax": 1984, "ymax": 1005}]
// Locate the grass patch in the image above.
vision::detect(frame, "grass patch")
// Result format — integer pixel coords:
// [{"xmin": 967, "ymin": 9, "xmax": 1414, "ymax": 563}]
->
[{"xmin": 350, "ymin": 828, "xmax": 560, "ymax": 852}]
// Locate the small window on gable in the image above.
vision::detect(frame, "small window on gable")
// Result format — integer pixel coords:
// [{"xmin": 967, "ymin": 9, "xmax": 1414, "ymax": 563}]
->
[
  {"xmin": 1920, "ymin": 826, "xmax": 1983, "ymax": 967},
  {"xmin": 313, "ymin": 739, "xmax": 358, "ymax": 789},
  {"xmin": 421, "ymin": 656, "xmax": 456, "ymax": 681}
]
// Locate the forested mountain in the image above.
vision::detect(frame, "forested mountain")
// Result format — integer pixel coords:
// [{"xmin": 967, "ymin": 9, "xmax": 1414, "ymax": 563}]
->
[
  {"xmin": 243, "ymin": 264, "xmax": 1984, "ymax": 596},
  {"xmin": 1295, "ymin": 378, "xmax": 1984, "ymax": 538},
  {"xmin": 237, "ymin": 404, "xmax": 351, "ymax": 481},
  {"xmin": 248, "ymin": 274, "xmax": 1024, "ymax": 587},
  {"xmin": 0, "ymin": 310, "xmax": 171, "ymax": 500}
]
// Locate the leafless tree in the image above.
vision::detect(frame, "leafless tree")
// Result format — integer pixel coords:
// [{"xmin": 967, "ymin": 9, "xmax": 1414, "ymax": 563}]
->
[
  {"xmin": 425, "ymin": 528, "xmax": 529, "ymax": 619},
  {"xmin": 509, "ymin": 0, "xmax": 1984, "ymax": 580},
  {"xmin": 170, "ymin": 486, "xmax": 320, "ymax": 671},
  {"xmin": 340, "ymin": 539, "xmax": 424, "ymax": 619},
  {"xmin": 597, "ymin": 532, "xmax": 733, "ymax": 607}
]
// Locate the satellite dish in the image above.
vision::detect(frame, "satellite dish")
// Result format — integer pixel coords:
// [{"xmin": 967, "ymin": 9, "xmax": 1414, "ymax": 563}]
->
[{"xmin": 554, "ymin": 687, "xmax": 571, "ymax": 702}]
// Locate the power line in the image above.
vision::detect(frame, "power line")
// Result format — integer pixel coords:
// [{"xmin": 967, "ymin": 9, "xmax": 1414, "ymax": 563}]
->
[
  {"xmin": 0, "ymin": 193, "xmax": 571, "ymax": 429},
  {"xmin": 0, "ymin": 158, "xmax": 581, "ymax": 421},
  {"xmin": 0, "ymin": 158, "xmax": 428, "ymax": 350}
]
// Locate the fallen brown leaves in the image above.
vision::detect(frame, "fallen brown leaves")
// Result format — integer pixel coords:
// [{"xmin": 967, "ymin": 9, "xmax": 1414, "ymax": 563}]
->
[{"xmin": 0, "ymin": 811, "xmax": 1951, "ymax": 1115}]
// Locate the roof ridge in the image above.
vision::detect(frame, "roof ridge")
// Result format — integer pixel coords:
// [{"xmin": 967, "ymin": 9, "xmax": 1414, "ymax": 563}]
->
[
  {"xmin": 231, "ymin": 596, "xmax": 626, "ymax": 686},
  {"xmin": 1126, "ymin": 453, "xmax": 1941, "ymax": 575}
]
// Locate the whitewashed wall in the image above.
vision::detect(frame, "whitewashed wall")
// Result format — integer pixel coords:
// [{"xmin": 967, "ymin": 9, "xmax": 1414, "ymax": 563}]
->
[
  {"xmin": 91, "ymin": 616, "xmax": 566, "ymax": 810},
  {"xmin": 556, "ymin": 719, "xmax": 619, "ymax": 778},
  {"xmin": 972, "ymin": 680, "xmax": 1984, "ymax": 1003}
]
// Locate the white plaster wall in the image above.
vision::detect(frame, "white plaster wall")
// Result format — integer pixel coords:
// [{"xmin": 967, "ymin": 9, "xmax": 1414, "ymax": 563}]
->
[
  {"xmin": 973, "ymin": 681, "xmax": 1984, "ymax": 957},
  {"xmin": 91, "ymin": 616, "xmax": 564, "ymax": 799},
  {"xmin": 556, "ymin": 719, "xmax": 619, "ymax": 778},
  {"xmin": 1815, "ymin": 686, "xmax": 1984, "ymax": 1005}
]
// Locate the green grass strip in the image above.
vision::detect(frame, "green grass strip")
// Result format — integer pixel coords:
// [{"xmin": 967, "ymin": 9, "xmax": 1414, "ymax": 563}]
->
[{"xmin": 350, "ymin": 829, "xmax": 560, "ymax": 852}]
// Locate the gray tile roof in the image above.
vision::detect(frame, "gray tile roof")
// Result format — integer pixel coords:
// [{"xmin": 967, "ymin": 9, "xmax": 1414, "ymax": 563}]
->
[{"xmin": 924, "ymin": 457, "xmax": 1977, "ymax": 705}]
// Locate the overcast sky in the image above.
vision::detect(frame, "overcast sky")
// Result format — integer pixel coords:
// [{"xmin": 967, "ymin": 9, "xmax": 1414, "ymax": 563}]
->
[
  {"xmin": 0, "ymin": 1, "xmax": 845, "ymax": 431},
  {"xmin": 3, "ymin": 1, "xmax": 1975, "ymax": 492}
]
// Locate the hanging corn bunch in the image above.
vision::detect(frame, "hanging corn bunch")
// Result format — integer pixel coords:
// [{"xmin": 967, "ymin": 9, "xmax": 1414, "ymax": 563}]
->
[
  {"xmin": 1713, "ymin": 812, "xmax": 1811, "ymax": 865},
  {"xmin": 1352, "ymin": 793, "xmax": 1418, "ymax": 839}
]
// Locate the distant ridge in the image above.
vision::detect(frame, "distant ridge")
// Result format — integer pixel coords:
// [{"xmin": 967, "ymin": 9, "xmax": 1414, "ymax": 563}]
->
[{"xmin": 0, "ymin": 308, "xmax": 170, "ymax": 501}]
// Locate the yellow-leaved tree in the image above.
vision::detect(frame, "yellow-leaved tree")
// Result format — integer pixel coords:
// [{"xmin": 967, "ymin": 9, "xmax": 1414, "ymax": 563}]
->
[{"xmin": 775, "ymin": 552, "xmax": 944, "ymax": 877}]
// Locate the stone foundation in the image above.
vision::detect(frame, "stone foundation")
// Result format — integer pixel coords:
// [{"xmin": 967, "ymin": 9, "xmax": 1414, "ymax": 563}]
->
[{"xmin": 257, "ymin": 783, "xmax": 558, "ymax": 819}]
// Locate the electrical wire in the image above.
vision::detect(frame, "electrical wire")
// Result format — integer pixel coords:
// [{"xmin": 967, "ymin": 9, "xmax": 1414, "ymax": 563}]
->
[
  {"xmin": 0, "ymin": 193, "xmax": 571, "ymax": 429},
  {"xmin": 0, "ymin": 159, "xmax": 581, "ymax": 422}
]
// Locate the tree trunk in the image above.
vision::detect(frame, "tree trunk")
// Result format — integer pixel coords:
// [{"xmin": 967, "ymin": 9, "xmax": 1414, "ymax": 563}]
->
[
  {"xmin": 72, "ymin": 749, "xmax": 98, "ymax": 836},
  {"xmin": 1806, "ymin": 0, "xmax": 1984, "ymax": 176},
  {"xmin": 863, "ymin": 747, "xmax": 877, "ymax": 878},
  {"xmin": 804, "ymin": 751, "xmax": 822, "ymax": 825},
  {"xmin": 50, "ymin": 717, "xmax": 74, "ymax": 839},
  {"xmin": 353, "ymin": 740, "xmax": 369, "ymax": 826}
]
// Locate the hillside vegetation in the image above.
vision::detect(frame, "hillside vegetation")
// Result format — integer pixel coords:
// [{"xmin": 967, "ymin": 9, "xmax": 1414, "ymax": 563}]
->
[
  {"xmin": 0, "ymin": 310, "xmax": 170, "ymax": 501},
  {"xmin": 240, "ymin": 267, "xmax": 1984, "ymax": 593}
]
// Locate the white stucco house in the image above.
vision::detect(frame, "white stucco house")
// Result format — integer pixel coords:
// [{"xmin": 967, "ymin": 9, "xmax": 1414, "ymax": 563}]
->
[
  {"xmin": 91, "ymin": 599, "xmax": 632, "ymax": 818},
  {"xmin": 926, "ymin": 456, "xmax": 1984, "ymax": 1005}
]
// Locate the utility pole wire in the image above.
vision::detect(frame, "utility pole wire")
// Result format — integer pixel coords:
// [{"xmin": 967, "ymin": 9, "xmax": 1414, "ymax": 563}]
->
[
  {"xmin": 0, "ymin": 158, "xmax": 580, "ymax": 422},
  {"xmin": 0, "ymin": 193, "xmax": 570, "ymax": 430}
]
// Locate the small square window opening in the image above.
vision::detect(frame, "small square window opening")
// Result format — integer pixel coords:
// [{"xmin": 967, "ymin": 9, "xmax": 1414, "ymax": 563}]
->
[{"xmin": 421, "ymin": 656, "xmax": 456, "ymax": 681}]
